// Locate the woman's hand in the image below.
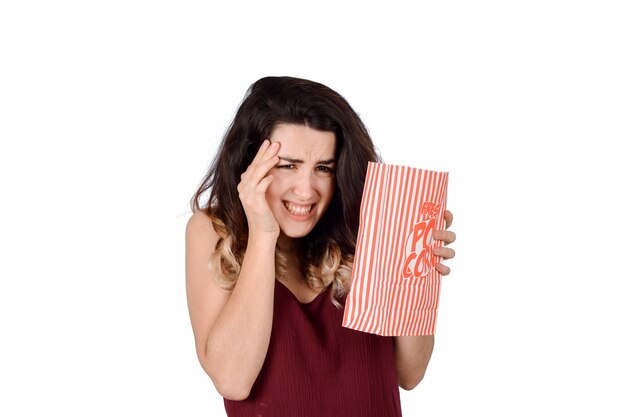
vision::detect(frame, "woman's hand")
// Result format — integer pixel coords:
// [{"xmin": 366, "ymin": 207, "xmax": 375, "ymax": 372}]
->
[
  {"xmin": 433, "ymin": 209, "xmax": 456, "ymax": 276},
  {"xmin": 237, "ymin": 140, "xmax": 281, "ymax": 238}
]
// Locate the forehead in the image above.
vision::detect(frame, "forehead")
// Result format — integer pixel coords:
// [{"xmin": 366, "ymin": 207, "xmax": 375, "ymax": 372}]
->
[{"xmin": 270, "ymin": 124, "xmax": 336, "ymax": 158}]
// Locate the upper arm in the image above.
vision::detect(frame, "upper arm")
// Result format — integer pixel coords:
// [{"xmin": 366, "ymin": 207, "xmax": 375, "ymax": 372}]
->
[{"xmin": 185, "ymin": 210, "xmax": 231, "ymax": 365}]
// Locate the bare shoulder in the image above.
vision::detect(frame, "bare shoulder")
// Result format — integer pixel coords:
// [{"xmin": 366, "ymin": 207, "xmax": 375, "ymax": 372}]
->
[{"xmin": 186, "ymin": 208, "xmax": 220, "ymax": 253}]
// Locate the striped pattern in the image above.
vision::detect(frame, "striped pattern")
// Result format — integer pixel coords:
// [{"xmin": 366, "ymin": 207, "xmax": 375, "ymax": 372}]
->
[{"xmin": 342, "ymin": 162, "xmax": 449, "ymax": 336}]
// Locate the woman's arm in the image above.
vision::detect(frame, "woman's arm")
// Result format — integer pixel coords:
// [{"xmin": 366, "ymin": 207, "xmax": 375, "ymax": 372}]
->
[
  {"xmin": 186, "ymin": 140, "xmax": 282, "ymax": 400},
  {"xmin": 186, "ymin": 212, "xmax": 277, "ymax": 400},
  {"xmin": 393, "ymin": 210, "xmax": 456, "ymax": 389},
  {"xmin": 394, "ymin": 336, "xmax": 435, "ymax": 389}
]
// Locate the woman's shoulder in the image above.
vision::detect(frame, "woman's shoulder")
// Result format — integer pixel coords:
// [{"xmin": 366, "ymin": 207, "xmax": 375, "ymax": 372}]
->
[
  {"xmin": 186, "ymin": 207, "xmax": 212, "ymax": 231},
  {"xmin": 186, "ymin": 208, "xmax": 220, "ymax": 251}
]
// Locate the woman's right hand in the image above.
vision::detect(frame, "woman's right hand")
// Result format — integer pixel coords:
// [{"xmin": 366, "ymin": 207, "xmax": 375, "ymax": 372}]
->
[{"xmin": 237, "ymin": 140, "xmax": 281, "ymax": 238}]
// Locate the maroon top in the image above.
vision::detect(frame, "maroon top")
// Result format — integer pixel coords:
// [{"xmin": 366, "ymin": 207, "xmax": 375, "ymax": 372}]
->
[{"xmin": 224, "ymin": 280, "xmax": 402, "ymax": 417}]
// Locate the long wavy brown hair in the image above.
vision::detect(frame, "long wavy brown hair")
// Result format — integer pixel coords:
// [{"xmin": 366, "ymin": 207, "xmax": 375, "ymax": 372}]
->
[{"xmin": 190, "ymin": 76, "xmax": 381, "ymax": 307}]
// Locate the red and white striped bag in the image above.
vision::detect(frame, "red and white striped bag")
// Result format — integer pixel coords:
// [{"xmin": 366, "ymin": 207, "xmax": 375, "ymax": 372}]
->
[{"xmin": 342, "ymin": 162, "xmax": 449, "ymax": 336}]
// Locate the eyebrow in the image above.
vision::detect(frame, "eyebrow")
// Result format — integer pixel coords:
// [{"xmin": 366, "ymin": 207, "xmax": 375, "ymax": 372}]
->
[{"xmin": 278, "ymin": 157, "xmax": 336, "ymax": 165}]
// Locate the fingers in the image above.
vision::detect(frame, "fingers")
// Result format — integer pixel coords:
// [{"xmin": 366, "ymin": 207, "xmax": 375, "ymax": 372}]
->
[
  {"xmin": 249, "ymin": 139, "xmax": 274, "ymax": 168},
  {"xmin": 254, "ymin": 140, "xmax": 280, "ymax": 172},
  {"xmin": 433, "ymin": 246, "xmax": 455, "ymax": 260},
  {"xmin": 444, "ymin": 210, "xmax": 453, "ymax": 229},
  {"xmin": 433, "ymin": 229, "xmax": 456, "ymax": 245},
  {"xmin": 236, "ymin": 140, "xmax": 280, "ymax": 232},
  {"xmin": 433, "ymin": 210, "xmax": 455, "ymax": 276},
  {"xmin": 256, "ymin": 173, "xmax": 274, "ymax": 194},
  {"xmin": 239, "ymin": 140, "xmax": 280, "ymax": 186},
  {"xmin": 433, "ymin": 211, "xmax": 455, "ymax": 244},
  {"xmin": 434, "ymin": 263, "xmax": 451, "ymax": 276}
]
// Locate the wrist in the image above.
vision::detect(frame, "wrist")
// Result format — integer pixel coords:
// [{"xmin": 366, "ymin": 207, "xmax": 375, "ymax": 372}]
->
[{"xmin": 247, "ymin": 231, "xmax": 279, "ymax": 247}]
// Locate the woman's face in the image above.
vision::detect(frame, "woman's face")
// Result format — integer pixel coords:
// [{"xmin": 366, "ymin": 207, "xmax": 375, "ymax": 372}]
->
[{"xmin": 266, "ymin": 123, "xmax": 337, "ymax": 240}]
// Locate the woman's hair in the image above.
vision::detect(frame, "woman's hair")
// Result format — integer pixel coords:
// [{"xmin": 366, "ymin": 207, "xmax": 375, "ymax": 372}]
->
[{"xmin": 190, "ymin": 76, "xmax": 380, "ymax": 307}]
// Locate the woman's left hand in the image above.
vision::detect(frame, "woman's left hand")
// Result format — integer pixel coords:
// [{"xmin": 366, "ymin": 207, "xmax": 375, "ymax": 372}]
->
[{"xmin": 433, "ymin": 210, "xmax": 456, "ymax": 276}]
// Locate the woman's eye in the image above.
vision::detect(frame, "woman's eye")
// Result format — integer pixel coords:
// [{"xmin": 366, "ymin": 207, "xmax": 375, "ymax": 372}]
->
[
  {"xmin": 316, "ymin": 165, "xmax": 335, "ymax": 174},
  {"xmin": 277, "ymin": 164, "xmax": 296, "ymax": 169}
]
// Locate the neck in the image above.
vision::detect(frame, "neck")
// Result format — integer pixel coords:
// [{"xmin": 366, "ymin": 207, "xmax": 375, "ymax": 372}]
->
[
  {"xmin": 275, "ymin": 234, "xmax": 304, "ymax": 282},
  {"xmin": 277, "ymin": 233, "xmax": 298, "ymax": 254}
]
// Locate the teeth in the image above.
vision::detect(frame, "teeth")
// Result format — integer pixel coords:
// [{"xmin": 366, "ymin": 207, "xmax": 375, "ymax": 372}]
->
[{"xmin": 285, "ymin": 202, "xmax": 313, "ymax": 216}]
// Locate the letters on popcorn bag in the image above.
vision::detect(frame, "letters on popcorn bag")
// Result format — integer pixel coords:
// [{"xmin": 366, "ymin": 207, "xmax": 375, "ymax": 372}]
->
[{"xmin": 342, "ymin": 162, "xmax": 448, "ymax": 336}]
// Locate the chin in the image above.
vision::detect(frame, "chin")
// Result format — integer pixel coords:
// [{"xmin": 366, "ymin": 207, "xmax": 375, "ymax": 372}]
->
[
  {"xmin": 279, "ymin": 226, "xmax": 314, "ymax": 239},
  {"xmin": 275, "ymin": 209, "xmax": 325, "ymax": 239}
]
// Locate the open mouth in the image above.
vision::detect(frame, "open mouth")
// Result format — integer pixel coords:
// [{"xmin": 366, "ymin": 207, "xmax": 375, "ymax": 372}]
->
[{"xmin": 284, "ymin": 201, "xmax": 315, "ymax": 216}]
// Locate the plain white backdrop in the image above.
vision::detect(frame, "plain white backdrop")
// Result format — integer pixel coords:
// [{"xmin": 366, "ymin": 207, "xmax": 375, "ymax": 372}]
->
[{"xmin": 1, "ymin": 1, "xmax": 624, "ymax": 415}]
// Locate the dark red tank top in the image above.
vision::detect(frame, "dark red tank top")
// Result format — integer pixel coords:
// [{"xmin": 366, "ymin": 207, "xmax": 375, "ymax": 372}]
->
[{"xmin": 224, "ymin": 279, "xmax": 402, "ymax": 417}]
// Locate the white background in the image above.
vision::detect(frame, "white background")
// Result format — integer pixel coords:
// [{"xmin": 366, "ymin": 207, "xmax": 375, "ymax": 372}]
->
[{"xmin": 1, "ymin": 1, "xmax": 625, "ymax": 415}]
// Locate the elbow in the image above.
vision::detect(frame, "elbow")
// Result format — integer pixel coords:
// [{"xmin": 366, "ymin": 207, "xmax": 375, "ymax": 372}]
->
[
  {"xmin": 213, "ymin": 378, "xmax": 252, "ymax": 401},
  {"xmin": 199, "ymin": 356, "xmax": 253, "ymax": 401},
  {"xmin": 398, "ymin": 372, "xmax": 425, "ymax": 391}
]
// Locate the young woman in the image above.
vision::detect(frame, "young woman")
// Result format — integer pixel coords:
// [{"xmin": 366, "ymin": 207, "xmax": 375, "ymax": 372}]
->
[{"xmin": 186, "ymin": 76, "xmax": 456, "ymax": 416}]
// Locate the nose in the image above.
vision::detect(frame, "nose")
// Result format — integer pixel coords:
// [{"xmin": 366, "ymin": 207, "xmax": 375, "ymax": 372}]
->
[{"xmin": 292, "ymin": 169, "xmax": 315, "ymax": 200}]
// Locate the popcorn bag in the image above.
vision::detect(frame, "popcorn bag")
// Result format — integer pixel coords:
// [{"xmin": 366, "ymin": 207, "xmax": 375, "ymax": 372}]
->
[{"xmin": 342, "ymin": 162, "xmax": 449, "ymax": 336}]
